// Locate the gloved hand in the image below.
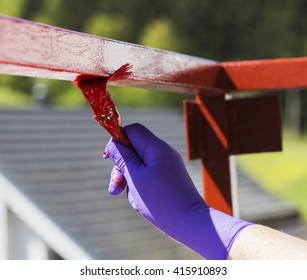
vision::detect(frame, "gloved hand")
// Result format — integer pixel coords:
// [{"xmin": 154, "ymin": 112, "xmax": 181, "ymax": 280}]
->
[{"xmin": 104, "ymin": 123, "xmax": 252, "ymax": 259}]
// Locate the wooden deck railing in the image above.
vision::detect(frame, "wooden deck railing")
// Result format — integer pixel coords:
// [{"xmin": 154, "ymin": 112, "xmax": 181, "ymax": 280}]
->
[{"xmin": 1, "ymin": 14, "xmax": 307, "ymax": 216}]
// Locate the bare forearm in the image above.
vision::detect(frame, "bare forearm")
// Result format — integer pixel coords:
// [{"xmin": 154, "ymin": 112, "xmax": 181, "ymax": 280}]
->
[{"xmin": 228, "ymin": 224, "xmax": 307, "ymax": 259}]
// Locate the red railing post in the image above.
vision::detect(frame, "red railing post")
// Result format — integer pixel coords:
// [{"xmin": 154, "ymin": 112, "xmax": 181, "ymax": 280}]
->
[
  {"xmin": 184, "ymin": 90, "xmax": 233, "ymax": 215},
  {"xmin": 184, "ymin": 91, "xmax": 283, "ymax": 215}
]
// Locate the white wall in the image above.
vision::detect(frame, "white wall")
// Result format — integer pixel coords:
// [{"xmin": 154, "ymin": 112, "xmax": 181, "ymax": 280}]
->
[
  {"xmin": 0, "ymin": 186, "xmax": 8, "ymax": 259},
  {"xmin": 8, "ymin": 209, "xmax": 49, "ymax": 260},
  {"xmin": 1, "ymin": 182, "xmax": 49, "ymax": 260},
  {"xmin": 0, "ymin": 173, "xmax": 92, "ymax": 260}
]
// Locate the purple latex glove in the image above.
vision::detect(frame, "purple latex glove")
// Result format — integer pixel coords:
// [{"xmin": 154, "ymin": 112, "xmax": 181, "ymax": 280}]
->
[{"xmin": 104, "ymin": 123, "xmax": 252, "ymax": 259}]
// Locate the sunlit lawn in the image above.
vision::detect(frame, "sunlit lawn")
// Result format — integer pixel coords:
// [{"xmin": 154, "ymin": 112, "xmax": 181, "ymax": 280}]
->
[{"xmin": 237, "ymin": 133, "xmax": 307, "ymax": 220}]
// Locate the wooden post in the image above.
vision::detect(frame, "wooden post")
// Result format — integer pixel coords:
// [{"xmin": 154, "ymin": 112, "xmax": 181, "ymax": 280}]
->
[
  {"xmin": 184, "ymin": 90, "xmax": 233, "ymax": 215},
  {"xmin": 184, "ymin": 91, "xmax": 282, "ymax": 215},
  {"xmin": 198, "ymin": 90, "xmax": 234, "ymax": 215}
]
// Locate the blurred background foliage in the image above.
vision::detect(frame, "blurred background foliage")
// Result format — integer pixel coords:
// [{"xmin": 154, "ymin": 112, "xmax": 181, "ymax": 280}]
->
[{"xmin": 1, "ymin": 0, "xmax": 307, "ymax": 218}]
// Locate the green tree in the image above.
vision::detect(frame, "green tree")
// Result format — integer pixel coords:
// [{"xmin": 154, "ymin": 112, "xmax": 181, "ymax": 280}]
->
[
  {"xmin": 0, "ymin": 0, "xmax": 26, "ymax": 17},
  {"xmin": 83, "ymin": 13, "xmax": 132, "ymax": 41},
  {"xmin": 139, "ymin": 18, "xmax": 183, "ymax": 52}
]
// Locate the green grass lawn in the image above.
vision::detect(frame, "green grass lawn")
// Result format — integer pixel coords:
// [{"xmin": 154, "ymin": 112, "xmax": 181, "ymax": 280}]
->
[{"xmin": 237, "ymin": 133, "xmax": 307, "ymax": 220}]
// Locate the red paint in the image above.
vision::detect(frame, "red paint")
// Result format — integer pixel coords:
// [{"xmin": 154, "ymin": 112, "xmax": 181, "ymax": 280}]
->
[
  {"xmin": 73, "ymin": 64, "xmax": 132, "ymax": 145},
  {"xmin": 184, "ymin": 91, "xmax": 233, "ymax": 215},
  {"xmin": 222, "ymin": 57, "xmax": 307, "ymax": 91},
  {"xmin": 102, "ymin": 149, "xmax": 109, "ymax": 158},
  {"xmin": 227, "ymin": 96, "xmax": 282, "ymax": 154},
  {"xmin": 184, "ymin": 91, "xmax": 282, "ymax": 214},
  {"xmin": 202, "ymin": 164, "xmax": 232, "ymax": 215},
  {"xmin": 195, "ymin": 94, "xmax": 228, "ymax": 150},
  {"xmin": 2, "ymin": 15, "xmax": 307, "ymax": 93}
]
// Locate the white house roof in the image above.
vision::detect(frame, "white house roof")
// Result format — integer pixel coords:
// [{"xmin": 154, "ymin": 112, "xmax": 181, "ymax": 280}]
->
[{"xmin": 0, "ymin": 107, "xmax": 304, "ymax": 259}]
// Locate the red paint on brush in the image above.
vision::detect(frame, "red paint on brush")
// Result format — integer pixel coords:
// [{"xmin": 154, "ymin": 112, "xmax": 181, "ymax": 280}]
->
[{"xmin": 73, "ymin": 63, "xmax": 132, "ymax": 145}]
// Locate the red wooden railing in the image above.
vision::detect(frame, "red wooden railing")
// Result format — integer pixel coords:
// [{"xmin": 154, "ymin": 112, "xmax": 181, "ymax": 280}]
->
[{"xmin": 1, "ymin": 15, "xmax": 307, "ymax": 216}]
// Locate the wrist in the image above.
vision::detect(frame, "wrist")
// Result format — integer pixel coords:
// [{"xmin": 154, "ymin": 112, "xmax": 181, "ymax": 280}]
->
[{"xmin": 170, "ymin": 206, "xmax": 253, "ymax": 260}]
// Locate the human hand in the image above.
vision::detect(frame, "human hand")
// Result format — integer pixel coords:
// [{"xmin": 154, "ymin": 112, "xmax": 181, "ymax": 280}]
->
[{"xmin": 104, "ymin": 123, "xmax": 252, "ymax": 259}]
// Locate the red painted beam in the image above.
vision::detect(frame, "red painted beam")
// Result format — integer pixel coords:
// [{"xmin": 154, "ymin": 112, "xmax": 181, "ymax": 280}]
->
[
  {"xmin": 0, "ymin": 15, "xmax": 215, "ymax": 94},
  {"xmin": 222, "ymin": 57, "xmax": 307, "ymax": 91},
  {"xmin": 1, "ymin": 15, "xmax": 307, "ymax": 93}
]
